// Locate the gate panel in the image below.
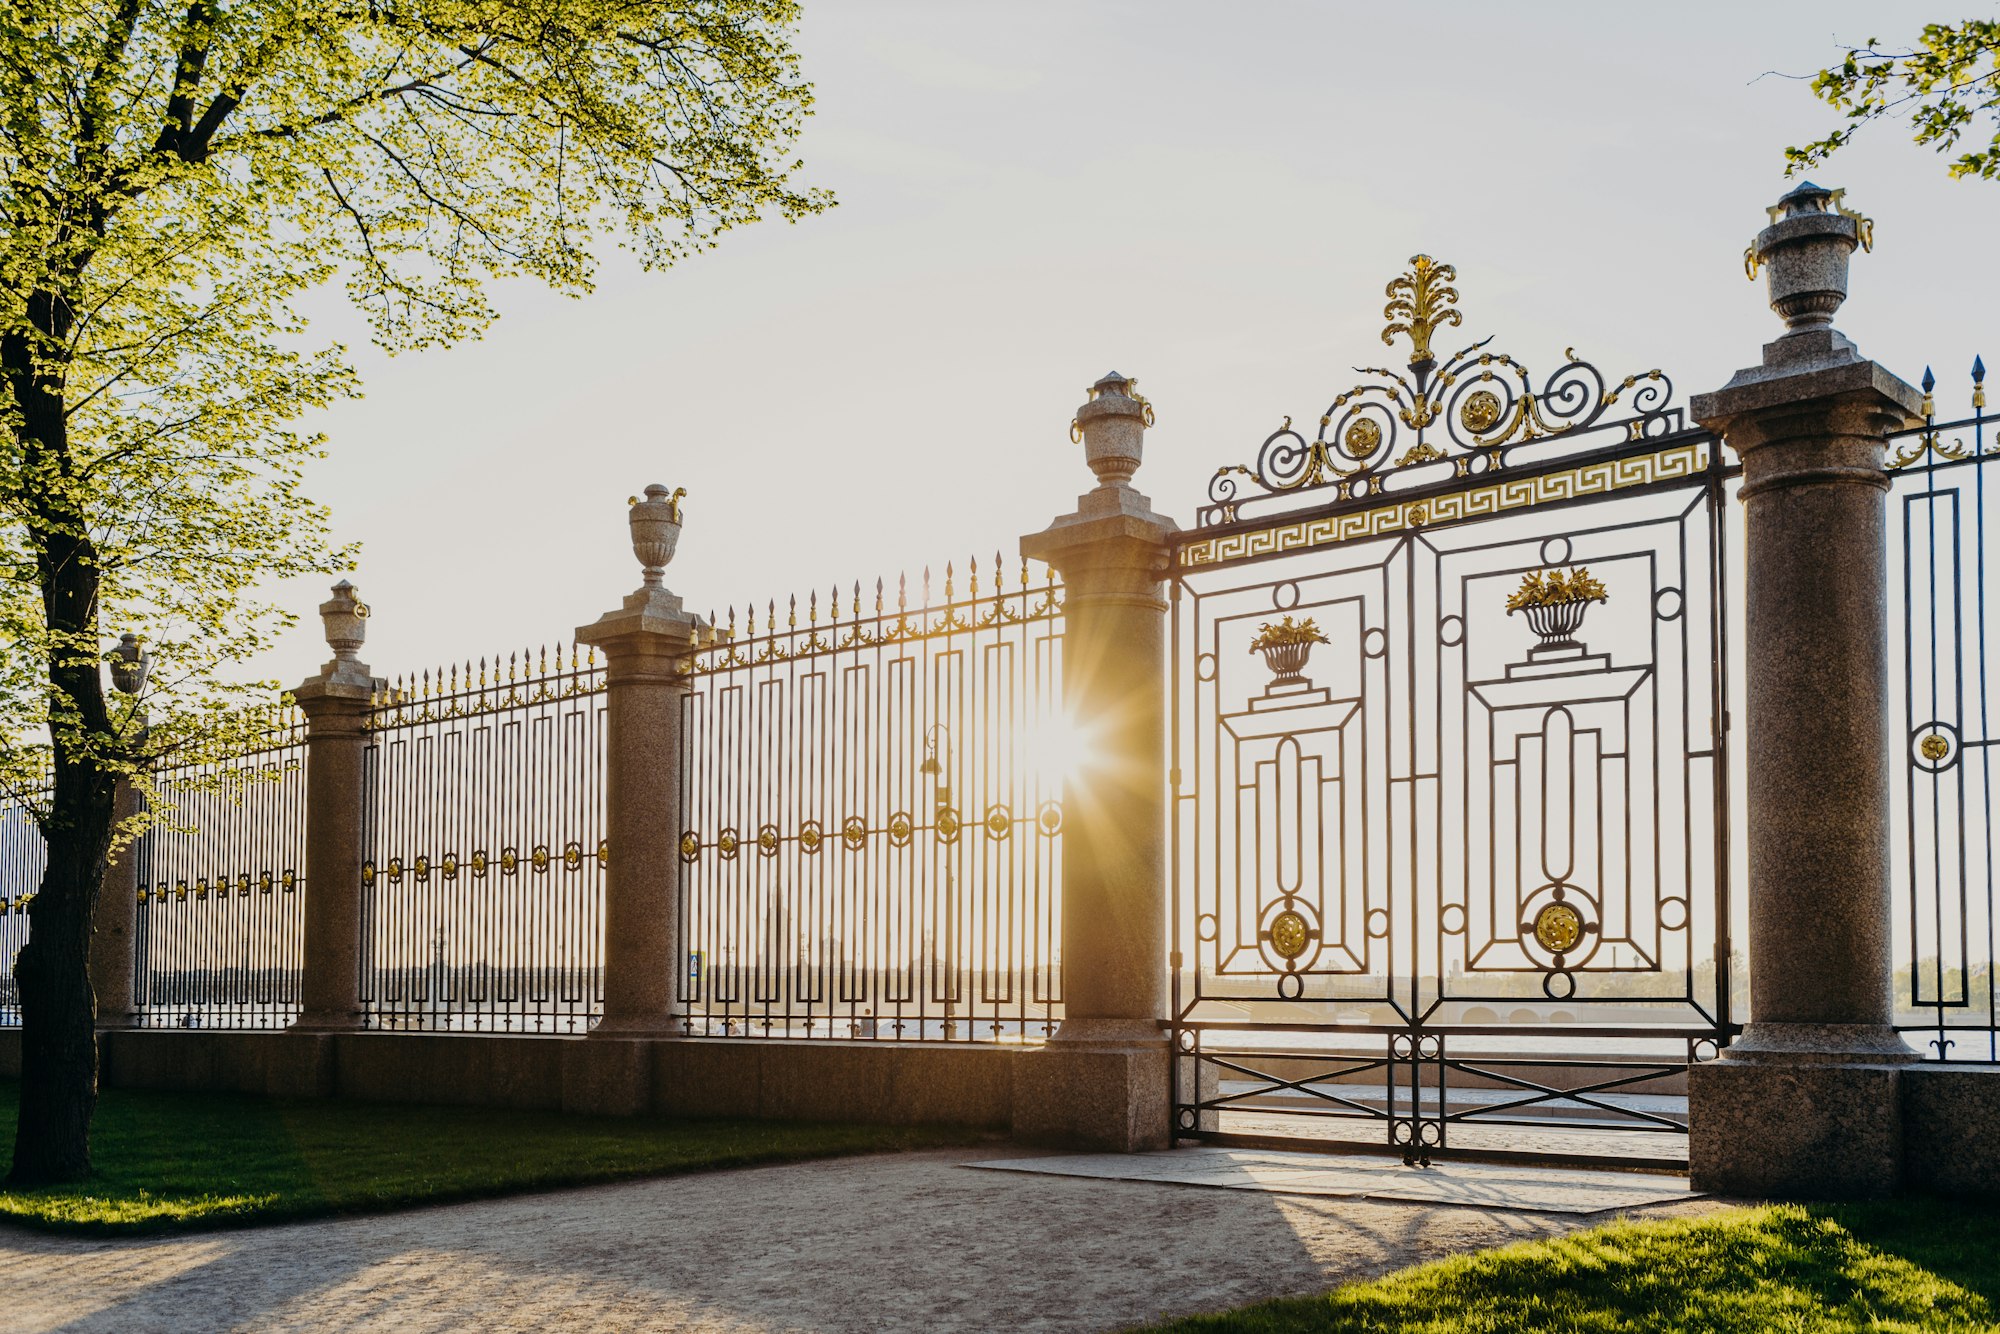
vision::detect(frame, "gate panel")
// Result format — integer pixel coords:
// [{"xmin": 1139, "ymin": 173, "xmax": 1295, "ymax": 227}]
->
[{"xmin": 1169, "ymin": 257, "xmax": 1733, "ymax": 1162}]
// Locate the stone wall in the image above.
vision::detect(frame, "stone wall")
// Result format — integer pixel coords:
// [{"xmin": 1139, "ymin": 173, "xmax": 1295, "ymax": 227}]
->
[{"xmin": 0, "ymin": 1030, "xmax": 1018, "ymax": 1130}]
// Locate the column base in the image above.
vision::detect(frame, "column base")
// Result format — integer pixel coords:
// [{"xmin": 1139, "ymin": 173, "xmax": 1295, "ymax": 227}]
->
[
  {"xmin": 288, "ymin": 1011, "xmax": 364, "ymax": 1034},
  {"xmin": 587, "ymin": 1015, "xmax": 685, "ymax": 1040},
  {"xmin": 1013, "ymin": 1032, "xmax": 1170, "ymax": 1152},
  {"xmin": 1690, "ymin": 1025, "xmax": 1914, "ymax": 1198}
]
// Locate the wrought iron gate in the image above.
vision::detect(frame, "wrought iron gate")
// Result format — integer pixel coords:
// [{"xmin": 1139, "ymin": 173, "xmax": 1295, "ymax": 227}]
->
[{"xmin": 1169, "ymin": 257, "xmax": 1735, "ymax": 1163}]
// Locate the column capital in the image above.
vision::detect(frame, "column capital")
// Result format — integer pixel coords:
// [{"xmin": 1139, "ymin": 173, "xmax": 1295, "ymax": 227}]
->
[
  {"xmin": 1692, "ymin": 333, "xmax": 1921, "ymax": 486},
  {"xmin": 576, "ymin": 588, "xmax": 706, "ymax": 681}
]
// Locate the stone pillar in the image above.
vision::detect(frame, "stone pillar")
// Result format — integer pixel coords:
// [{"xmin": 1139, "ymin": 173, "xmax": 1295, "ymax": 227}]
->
[
  {"xmin": 577, "ymin": 484, "xmax": 703, "ymax": 1038},
  {"xmin": 292, "ymin": 581, "xmax": 380, "ymax": 1032},
  {"xmin": 89, "ymin": 779, "xmax": 143, "ymax": 1028},
  {"xmin": 1015, "ymin": 373, "xmax": 1179, "ymax": 1151},
  {"xmin": 1689, "ymin": 183, "xmax": 1924, "ymax": 1197},
  {"xmin": 90, "ymin": 633, "xmax": 150, "ymax": 1028}
]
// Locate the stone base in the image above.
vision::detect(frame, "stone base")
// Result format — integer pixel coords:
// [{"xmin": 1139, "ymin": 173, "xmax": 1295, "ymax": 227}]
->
[
  {"xmin": 1902, "ymin": 1064, "xmax": 2000, "ymax": 1197},
  {"xmin": 1012, "ymin": 1039, "xmax": 1170, "ymax": 1152},
  {"xmin": 561, "ymin": 1037, "xmax": 653, "ymax": 1117},
  {"xmin": 1690, "ymin": 1056, "xmax": 1904, "ymax": 1198}
]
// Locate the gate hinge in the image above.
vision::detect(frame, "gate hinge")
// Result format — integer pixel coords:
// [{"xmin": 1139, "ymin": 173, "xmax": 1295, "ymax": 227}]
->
[
  {"xmin": 1170, "ymin": 766, "xmax": 1182, "ymax": 789},
  {"xmin": 1170, "ymin": 950, "xmax": 1184, "ymax": 968}
]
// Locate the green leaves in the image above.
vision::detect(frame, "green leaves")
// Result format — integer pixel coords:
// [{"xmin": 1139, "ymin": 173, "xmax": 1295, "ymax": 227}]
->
[
  {"xmin": 0, "ymin": 0, "xmax": 829, "ymax": 809},
  {"xmin": 1787, "ymin": 21, "xmax": 2000, "ymax": 182}
]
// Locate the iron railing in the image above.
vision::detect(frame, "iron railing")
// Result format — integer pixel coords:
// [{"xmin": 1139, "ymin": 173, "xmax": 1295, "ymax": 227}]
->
[
  {"xmin": 1889, "ymin": 365, "xmax": 1998, "ymax": 1062},
  {"xmin": 0, "ymin": 770, "xmax": 51, "ymax": 1025},
  {"xmin": 135, "ymin": 707, "xmax": 308, "ymax": 1028},
  {"xmin": 359, "ymin": 646, "xmax": 606, "ymax": 1033},
  {"xmin": 678, "ymin": 557, "xmax": 1065, "ymax": 1041}
]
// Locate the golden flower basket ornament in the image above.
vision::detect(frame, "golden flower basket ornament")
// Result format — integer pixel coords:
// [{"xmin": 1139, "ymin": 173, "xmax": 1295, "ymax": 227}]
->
[
  {"xmin": 1248, "ymin": 615, "xmax": 1330, "ymax": 688},
  {"xmin": 1505, "ymin": 566, "xmax": 1609, "ymax": 653}
]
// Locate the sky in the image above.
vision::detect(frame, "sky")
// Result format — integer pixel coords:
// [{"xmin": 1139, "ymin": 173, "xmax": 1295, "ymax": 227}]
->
[{"xmin": 265, "ymin": 0, "xmax": 1992, "ymax": 687}]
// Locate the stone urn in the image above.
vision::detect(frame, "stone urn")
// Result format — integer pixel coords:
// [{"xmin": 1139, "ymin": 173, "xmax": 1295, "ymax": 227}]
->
[
  {"xmin": 1750, "ymin": 181, "xmax": 1864, "ymax": 332},
  {"xmin": 1075, "ymin": 372, "xmax": 1149, "ymax": 490},
  {"xmin": 628, "ymin": 483, "xmax": 685, "ymax": 588},
  {"xmin": 109, "ymin": 632, "xmax": 150, "ymax": 695},
  {"xmin": 320, "ymin": 580, "xmax": 370, "ymax": 661}
]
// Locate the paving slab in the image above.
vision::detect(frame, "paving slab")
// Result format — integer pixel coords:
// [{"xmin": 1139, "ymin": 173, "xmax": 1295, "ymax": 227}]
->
[
  {"xmin": 0, "ymin": 1146, "xmax": 1730, "ymax": 1334},
  {"xmin": 971, "ymin": 1146, "xmax": 1701, "ymax": 1214}
]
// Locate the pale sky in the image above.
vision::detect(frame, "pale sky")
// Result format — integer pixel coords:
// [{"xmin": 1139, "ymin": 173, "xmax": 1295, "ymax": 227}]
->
[{"xmin": 268, "ymin": 0, "xmax": 1987, "ymax": 687}]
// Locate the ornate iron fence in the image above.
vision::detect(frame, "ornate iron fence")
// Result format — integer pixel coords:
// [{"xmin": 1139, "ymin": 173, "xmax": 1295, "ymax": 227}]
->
[
  {"xmin": 359, "ymin": 646, "xmax": 606, "ymax": 1033},
  {"xmin": 678, "ymin": 558, "xmax": 1065, "ymax": 1040},
  {"xmin": 0, "ymin": 770, "xmax": 51, "ymax": 1025},
  {"xmin": 1889, "ymin": 361, "xmax": 1998, "ymax": 1063},
  {"xmin": 135, "ymin": 707, "xmax": 308, "ymax": 1028}
]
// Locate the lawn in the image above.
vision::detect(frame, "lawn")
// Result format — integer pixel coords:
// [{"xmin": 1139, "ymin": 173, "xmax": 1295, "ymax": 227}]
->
[
  {"xmin": 0, "ymin": 1078, "xmax": 977, "ymax": 1234},
  {"xmin": 1137, "ymin": 1198, "xmax": 2000, "ymax": 1333}
]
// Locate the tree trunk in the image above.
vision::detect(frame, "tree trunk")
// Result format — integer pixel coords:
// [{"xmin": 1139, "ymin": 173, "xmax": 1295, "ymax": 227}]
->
[
  {"xmin": 4, "ymin": 292, "xmax": 118, "ymax": 1186},
  {"xmin": 8, "ymin": 770, "xmax": 112, "ymax": 1185}
]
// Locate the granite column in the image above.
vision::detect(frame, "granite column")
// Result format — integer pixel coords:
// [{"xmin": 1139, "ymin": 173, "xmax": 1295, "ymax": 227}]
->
[{"xmin": 1690, "ymin": 183, "xmax": 1923, "ymax": 1196}]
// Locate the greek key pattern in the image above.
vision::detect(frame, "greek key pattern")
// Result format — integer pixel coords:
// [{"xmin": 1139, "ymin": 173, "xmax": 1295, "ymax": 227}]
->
[{"xmin": 1179, "ymin": 439, "xmax": 1710, "ymax": 569}]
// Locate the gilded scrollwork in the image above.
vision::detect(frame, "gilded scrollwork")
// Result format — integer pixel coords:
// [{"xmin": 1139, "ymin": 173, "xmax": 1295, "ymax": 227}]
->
[{"xmin": 1203, "ymin": 255, "xmax": 1679, "ymax": 526}]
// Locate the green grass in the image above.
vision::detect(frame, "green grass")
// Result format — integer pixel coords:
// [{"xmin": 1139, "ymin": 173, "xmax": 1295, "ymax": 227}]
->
[
  {"xmin": 0, "ymin": 1078, "xmax": 978, "ymax": 1234},
  {"xmin": 1136, "ymin": 1199, "xmax": 2000, "ymax": 1333}
]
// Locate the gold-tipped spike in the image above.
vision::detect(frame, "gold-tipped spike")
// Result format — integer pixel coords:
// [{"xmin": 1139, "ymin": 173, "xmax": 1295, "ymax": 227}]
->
[
  {"xmin": 897, "ymin": 573, "xmax": 906, "ymax": 611},
  {"xmin": 509, "ymin": 652, "xmax": 518, "ymax": 682},
  {"xmin": 479, "ymin": 657, "xmax": 487, "ymax": 689},
  {"xmin": 808, "ymin": 590, "xmax": 818, "ymax": 625},
  {"xmin": 789, "ymin": 594, "xmax": 797, "ymax": 629},
  {"xmin": 968, "ymin": 554, "xmax": 978, "ymax": 601},
  {"xmin": 538, "ymin": 644, "xmax": 547, "ymax": 675},
  {"xmin": 766, "ymin": 599, "xmax": 776, "ymax": 633}
]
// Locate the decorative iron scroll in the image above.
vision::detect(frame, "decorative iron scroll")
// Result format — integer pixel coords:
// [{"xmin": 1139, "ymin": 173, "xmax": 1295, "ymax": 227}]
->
[{"xmin": 1202, "ymin": 254, "xmax": 1681, "ymax": 527}]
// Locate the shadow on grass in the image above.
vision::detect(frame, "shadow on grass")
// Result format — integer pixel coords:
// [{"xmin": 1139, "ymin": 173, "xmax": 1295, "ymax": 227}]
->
[
  {"xmin": 1135, "ymin": 1199, "xmax": 2000, "ymax": 1333},
  {"xmin": 0, "ymin": 1078, "xmax": 984, "ymax": 1236}
]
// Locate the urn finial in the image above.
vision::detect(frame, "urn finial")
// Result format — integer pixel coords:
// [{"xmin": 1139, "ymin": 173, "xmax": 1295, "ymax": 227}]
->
[
  {"xmin": 320, "ymin": 580, "xmax": 370, "ymax": 662},
  {"xmin": 109, "ymin": 632, "xmax": 150, "ymax": 695},
  {"xmin": 627, "ymin": 483, "xmax": 685, "ymax": 589},
  {"xmin": 1744, "ymin": 182, "xmax": 1875, "ymax": 334},
  {"xmin": 1071, "ymin": 372, "xmax": 1155, "ymax": 492}
]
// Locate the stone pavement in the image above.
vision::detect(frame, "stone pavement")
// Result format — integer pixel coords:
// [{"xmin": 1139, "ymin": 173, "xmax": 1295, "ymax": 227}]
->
[
  {"xmin": 974, "ymin": 1146, "xmax": 1700, "ymax": 1214},
  {"xmin": 0, "ymin": 1146, "xmax": 1729, "ymax": 1333}
]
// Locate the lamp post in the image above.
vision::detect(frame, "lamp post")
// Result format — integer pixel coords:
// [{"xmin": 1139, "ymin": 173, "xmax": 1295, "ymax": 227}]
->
[
  {"xmin": 918, "ymin": 724, "xmax": 957, "ymax": 1041},
  {"xmin": 92, "ymin": 633, "xmax": 151, "ymax": 1028}
]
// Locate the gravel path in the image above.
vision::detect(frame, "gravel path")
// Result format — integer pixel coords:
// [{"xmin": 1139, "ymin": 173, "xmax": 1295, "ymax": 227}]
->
[{"xmin": 0, "ymin": 1147, "xmax": 1730, "ymax": 1333}]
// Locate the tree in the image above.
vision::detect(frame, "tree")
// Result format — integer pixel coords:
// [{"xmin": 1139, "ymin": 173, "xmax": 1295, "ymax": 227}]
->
[
  {"xmin": 1787, "ymin": 21, "xmax": 2000, "ymax": 180},
  {"xmin": 0, "ymin": 0, "xmax": 829, "ymax": 1185}
]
